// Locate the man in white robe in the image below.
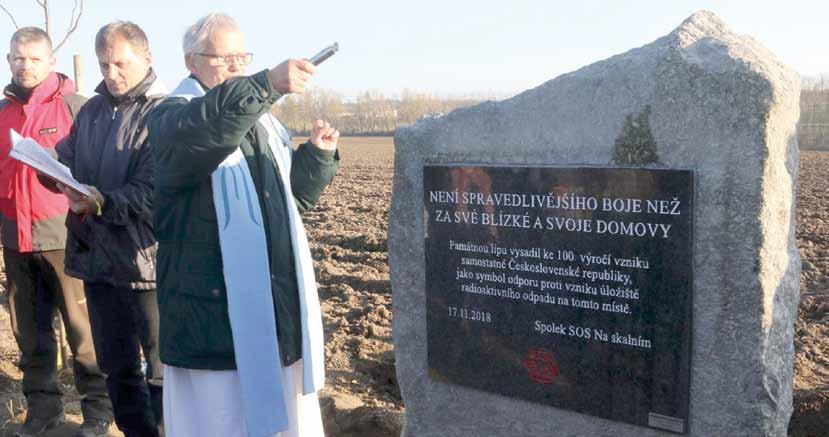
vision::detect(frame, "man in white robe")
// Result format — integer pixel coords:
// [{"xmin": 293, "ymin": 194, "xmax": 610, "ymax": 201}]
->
[{"xmin": 147, "ymin": 13, "xmax": 339, "ymax": 437}]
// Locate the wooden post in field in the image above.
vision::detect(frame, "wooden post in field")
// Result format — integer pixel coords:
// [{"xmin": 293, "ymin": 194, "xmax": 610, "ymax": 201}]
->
[
  {"xmin": 73, "ymin": 54, "xmax": 83, "ymax": 94},
  {"xmin": 54, "ymin": 53, "xmax": 85, "ymax": 371}
]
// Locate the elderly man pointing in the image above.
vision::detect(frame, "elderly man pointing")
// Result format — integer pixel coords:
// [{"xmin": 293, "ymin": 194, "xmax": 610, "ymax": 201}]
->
[{"xmin": 148, "ymin": 13, "xmax": 339, "ymax": 437}]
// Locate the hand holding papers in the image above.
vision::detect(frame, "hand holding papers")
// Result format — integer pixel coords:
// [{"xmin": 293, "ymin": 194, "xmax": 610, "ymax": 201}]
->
[{"xmin": 8, "ymin": 129, "xmax": 91, "ymax": 197}]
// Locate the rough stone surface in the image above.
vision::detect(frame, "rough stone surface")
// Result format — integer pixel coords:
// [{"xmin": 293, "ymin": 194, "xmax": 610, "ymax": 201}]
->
[{"xmin": 389, "ymin": 10, "xmax": 800, "ymax": 437}]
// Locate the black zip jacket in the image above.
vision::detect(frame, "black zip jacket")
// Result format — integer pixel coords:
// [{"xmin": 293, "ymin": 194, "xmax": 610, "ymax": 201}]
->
[{"xmin": 56, "ymin": 70, "xmax": 166, "ymax": 289}]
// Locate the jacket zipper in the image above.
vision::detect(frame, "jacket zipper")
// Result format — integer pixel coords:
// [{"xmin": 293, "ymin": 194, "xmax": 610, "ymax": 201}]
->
[{"xmin": 89, "ymin": 103, "xmax": 118, "ymax": 280}]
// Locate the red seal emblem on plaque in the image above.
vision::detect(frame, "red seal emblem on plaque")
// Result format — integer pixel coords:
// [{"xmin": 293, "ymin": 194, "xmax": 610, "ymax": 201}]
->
[{"xmin": 523, "ymin": 348, "xmax": 559, "ymax": 384}]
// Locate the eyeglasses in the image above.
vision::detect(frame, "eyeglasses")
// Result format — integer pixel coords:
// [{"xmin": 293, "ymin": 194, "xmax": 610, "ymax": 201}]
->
[{"xmin": 193, "ymin": 52, "xmax": 253, "ymax": 66}]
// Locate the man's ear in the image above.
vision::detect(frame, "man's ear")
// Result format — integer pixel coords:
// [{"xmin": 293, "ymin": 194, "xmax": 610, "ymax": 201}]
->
[{"xmin": 184, "ymin": 54, "xmax": 196, "ymax": 74}]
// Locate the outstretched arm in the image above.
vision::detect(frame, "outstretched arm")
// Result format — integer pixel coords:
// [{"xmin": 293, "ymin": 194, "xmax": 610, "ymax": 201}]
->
[{"xmin": 150, "ymin": 60, "xmax": 316, "ymax": 190}]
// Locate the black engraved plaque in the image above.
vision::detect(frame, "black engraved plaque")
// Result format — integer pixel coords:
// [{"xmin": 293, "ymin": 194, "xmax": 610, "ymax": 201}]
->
[{"xmin": 424, "ymin": 165, "xmax": 693, "ymax": 433}]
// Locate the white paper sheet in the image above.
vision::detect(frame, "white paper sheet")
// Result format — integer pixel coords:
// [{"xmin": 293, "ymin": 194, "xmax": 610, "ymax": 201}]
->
[{"xmin": 8, "ymin": 129, "xmax": 91, "ymax": 197}]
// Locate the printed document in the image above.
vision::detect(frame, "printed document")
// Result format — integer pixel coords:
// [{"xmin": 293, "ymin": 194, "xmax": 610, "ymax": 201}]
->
[{"xmin": 8, "ymin": 129, "xmax": 91, "ymax": 196}]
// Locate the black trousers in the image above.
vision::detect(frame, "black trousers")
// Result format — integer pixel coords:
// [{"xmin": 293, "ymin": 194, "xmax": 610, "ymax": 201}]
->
[
  {"xmin": 84, "ymin": 282, "xmax": 162, "ymax": 437},
  {"xmin": 3, "ymin": 248, "xmax": 112, "ymax": 421}
]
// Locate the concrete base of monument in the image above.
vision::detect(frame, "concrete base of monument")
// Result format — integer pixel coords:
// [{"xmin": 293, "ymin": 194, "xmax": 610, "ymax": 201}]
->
[{"xmin": 390, "ymin": 10, "xmax": 800, "ymax": 437}]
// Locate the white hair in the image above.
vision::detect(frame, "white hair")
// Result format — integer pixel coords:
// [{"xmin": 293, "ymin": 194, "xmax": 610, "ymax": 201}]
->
[{"xmin": 182, "ymin": 13, "xmax": 241, "ymax": 55}]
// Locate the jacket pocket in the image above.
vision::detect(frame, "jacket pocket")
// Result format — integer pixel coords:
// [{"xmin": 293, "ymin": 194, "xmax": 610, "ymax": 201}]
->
[
  {"xmin": 161, "ymin": 273, "xmax": 234, "ymax": 363},
  {"xmin": 180, "ymin": 241, "xmax": 222, "ymax": 275},
  {"xmin": 65, "ymin": 214, "xmax": 92, "ymax": 251},
  {"xmin": 160, "ymin": 242, "xmax": 225, "ymax": 300},
  {"xmin": 176, "ymin": 272, "xmax": 227, "ymax": 301}
]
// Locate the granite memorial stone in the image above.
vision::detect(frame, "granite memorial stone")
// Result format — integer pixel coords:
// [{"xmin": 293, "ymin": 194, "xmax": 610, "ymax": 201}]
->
[{"xmin": 390, "ymin": 10, "xmax": 800, "ymax": 437}]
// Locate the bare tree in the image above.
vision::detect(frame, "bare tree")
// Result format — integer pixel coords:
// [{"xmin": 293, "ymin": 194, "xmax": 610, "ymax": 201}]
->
[
  {"xmin": 274, "ymin": 87, "xmax": 492, "ymax": 136},
  {"xmin": 799, "ymin": 77, "xmax": 829, "ymax": 150},
  {"xmin": 0, "ymin": 0, "xmax": 84, "ymax": 52},
  {"xmin": 0, "ymin": 3, "xmax": 19, "ymax": 29}
]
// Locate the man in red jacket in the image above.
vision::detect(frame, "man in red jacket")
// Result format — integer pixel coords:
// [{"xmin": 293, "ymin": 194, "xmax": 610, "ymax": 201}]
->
[{"xmin": 0, "ymin": 27, "xmax": 112, "ymax": 437}]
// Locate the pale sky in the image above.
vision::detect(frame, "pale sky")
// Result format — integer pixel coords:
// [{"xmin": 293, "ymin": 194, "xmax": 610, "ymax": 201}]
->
[{"xmin": 0, "ymin": 1, "xmax": 826, "ymax": 98}]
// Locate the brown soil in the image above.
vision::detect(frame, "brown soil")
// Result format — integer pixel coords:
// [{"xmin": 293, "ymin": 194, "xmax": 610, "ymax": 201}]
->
[
  {"xmin": 790, "ymin": 151, "xmax": 829, "ymax": 437},
  {"xmin": 0, "ymin": 138, "xmax": 825, "ymax": 436},
  {"xmin": 304, "ymin": 137, "xmax": 403, "ymax": 437}
]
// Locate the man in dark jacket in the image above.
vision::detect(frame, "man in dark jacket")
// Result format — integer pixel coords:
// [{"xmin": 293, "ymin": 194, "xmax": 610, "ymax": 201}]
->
[
  {"xmin": 53, "ymin": 21, "xmax": 164, "ymax": 437},
  {"xmin": 1, "ymin": 27, "xmax": 113, "ymax": 437},
  {"xmin": 148, "ymin": 13, "xmax": 338, "ymax": 437}
]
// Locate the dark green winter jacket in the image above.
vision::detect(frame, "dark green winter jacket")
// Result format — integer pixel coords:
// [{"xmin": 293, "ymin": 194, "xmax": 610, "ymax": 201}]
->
[{"xmin": 147, "ymin": 70, "xmax": 338, "ymax": 370}]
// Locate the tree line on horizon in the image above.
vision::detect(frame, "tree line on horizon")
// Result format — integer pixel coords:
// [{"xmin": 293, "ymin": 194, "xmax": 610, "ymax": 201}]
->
[
  {"xmin": 800, "ymin": 76, "xmax": 829, "ymax": 150},
  {"xmin": 276, "ymin": 80, "xmax": 829, "ymax": 150},
  {"xmin": 272, "ymin": 88, "xmax": 489, "ymax": 136}
]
